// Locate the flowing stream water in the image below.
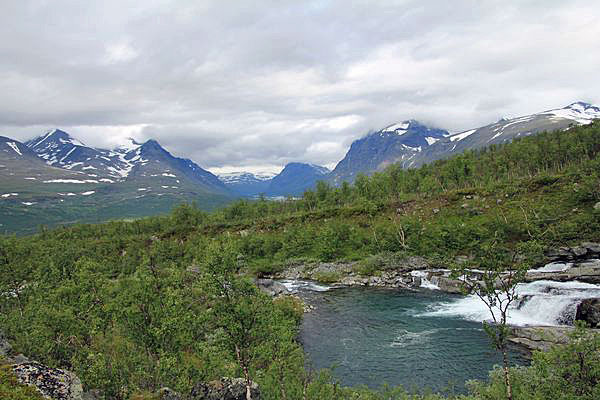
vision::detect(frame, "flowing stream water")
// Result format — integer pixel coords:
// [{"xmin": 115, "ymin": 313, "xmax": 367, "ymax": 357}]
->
[{"xmin": 287, "ymin": 275, "xmax": 600, "ymax": 393}]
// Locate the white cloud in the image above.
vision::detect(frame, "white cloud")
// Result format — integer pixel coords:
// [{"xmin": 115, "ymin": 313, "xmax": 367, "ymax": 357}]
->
[
  {"xmin": 0, "ymin": 0, "xmax": 599, "ymax": 172},
  {"xmin": 104, "ymin": 42, "xmax": 139, "ymax": 64}
]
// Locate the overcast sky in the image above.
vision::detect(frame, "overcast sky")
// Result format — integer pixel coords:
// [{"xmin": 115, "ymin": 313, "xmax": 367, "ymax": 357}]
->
[{"xmin": 1, "ymin": 1, "xmax": 599, "ymax": 174}]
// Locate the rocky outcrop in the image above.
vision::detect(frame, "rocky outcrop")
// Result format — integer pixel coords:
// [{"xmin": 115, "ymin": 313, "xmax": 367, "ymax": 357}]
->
[
  {"xmin": 255, "ymin": 278, "xmax": 289, "ymax": 296},
  {"xmin": 544, "ymin": 242, "xmax": 600, "ymax": 262},
  {"xmin": 509, "ymin": 326, "xmax": 572, "ymax": 352},
  {"xmin": 190, "ymin": 377, "xmax": 259, "ymax": 400},
  {"xmin": 576, "ymin": 299, "xmax": 600, "ymax": 328},
  {"xmin": 12, "ymin": 361, "xmax": 83, "ymax": 400},
  {"xmin": 526, "ymin": 242, "xmax": 600, "ymax": 284},
  {"xmin": 272, "ymin": 257, "xmax": 430, "ymax": 289},
  {"xmin": 430, "ymin": 276, "xmax": 463, "ymax": 294}
]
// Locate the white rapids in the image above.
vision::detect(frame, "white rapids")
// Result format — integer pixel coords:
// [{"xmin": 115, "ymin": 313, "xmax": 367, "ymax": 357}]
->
[{"xmin": 423, "ymin": 279, "xmax": 600, "ymax": 326}]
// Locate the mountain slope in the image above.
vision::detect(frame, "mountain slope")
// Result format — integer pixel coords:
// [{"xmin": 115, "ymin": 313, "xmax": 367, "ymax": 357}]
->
[
  {"xmin": 26, "ymin": 129, "xmax": 132, "ymax": 180},
  {"xmin": 2, "ymin": 131, "xmax": 233, "ymax": 234},
  {"xmin": 1, "ymin": 136, "xmax": 87, "ymax": 191},
  {"xmin": 418, "ymin": 102, "xmax": 600, "ymax": 166},
  {"xmin": 266, "ymin": 163, "xmax": 329, "ymax": 196},
  {"xmin": 330, "ymin": 102, "xmax": 600, "ymax": 183},
  {"xmin": 329, "ymin": 120, "xmax": 449, "ymax": 184}
]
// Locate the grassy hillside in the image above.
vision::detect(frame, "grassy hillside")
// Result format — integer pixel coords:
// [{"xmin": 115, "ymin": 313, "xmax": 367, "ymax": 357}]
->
[{"xmin": 1, "ymin": 122, "xmax": 600, "ymax": 399}]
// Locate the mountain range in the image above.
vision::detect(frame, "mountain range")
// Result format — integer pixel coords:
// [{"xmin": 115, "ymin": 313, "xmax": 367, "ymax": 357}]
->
[{"xmin": 1, "ymin": 101, "xmax": 598, "ymax": 233}]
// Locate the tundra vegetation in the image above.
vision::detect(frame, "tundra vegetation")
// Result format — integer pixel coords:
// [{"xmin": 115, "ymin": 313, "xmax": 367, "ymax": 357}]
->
[{"xmin": 1, "ymin": 122, "xmax": 600, "ymax": 399}]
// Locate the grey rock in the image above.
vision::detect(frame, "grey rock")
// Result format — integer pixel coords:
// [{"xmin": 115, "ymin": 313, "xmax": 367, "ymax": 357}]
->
[
  {"xmin": 255, "ymin": 279, "xmax": 288, "ymax": 297},
  {"xmin": 431, "ymin": 276, "xmax": 463, "ymax": 294},
  {"xmin": 582, "ymin": 242, "xmax": 600, "ymax": 254},
  {"xmin": 594, "ymin": 201, "xmax": 600, "ymax": 210},
  {"xmin": 159, "ymin": 387, "xmax": 182, "ymax": 400},
  {"xmin": 190, "ymin": 377, "xmax": 259, "ymax": 400},
  {"xmin": 509, "ymin": 326, "xmax": 572, "ymax": 352},
  {"xmin": 576, "ymin": 299, "xmax": 600, "ymax": 328},
  {"xmin": 571, "ymin": 246, "xmax": 588, "ymax": 258},
  {"xmin": 545, "ymin": 246, "xmax": 574, "ymax": 261},
  {"xmin": 12, "ymin": 361, "xmax": 83, "ymax": 400},
  {"xmin": 0, "ymin": 330, "xmax": 12, "ymax": 357},
  {"xmin": 412, "ymin": 276, "xmax": 422, "ymax": 287},
  {"xmin": 12, "ymin": 354, "xmax": 30, "ymax": 364}
]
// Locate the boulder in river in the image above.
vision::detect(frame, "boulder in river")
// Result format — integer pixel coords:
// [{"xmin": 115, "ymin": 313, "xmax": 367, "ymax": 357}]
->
[
  {"xmin": 576, "ymin": 298, "xmax": 600, "ymax": 328},
  {"xmin": 430, "ymin": 276, "xmax": 463, "ymax": 294},
  {"xmin": 255, "ymin": 278, "xmax": 288, "ymax": 296}
]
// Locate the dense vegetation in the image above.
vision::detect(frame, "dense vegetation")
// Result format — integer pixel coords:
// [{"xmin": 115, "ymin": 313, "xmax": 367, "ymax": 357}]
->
[{"xmin": 1, "ymin": 122, "xmax": 600, "ymax": 399}]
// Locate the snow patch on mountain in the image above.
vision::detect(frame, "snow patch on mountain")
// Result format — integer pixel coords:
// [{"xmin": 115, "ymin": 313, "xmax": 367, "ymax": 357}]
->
[
  {"xmin": 542, "ymin": 102, "xmax": 600, "ymax": 125},
  {"xmin": 450, "ymin": 129, "xmax": 477, "ymax": 142},
  {"xmin": 6, "ymin": 142, "xmax": 22, "ymax": 156},
  {"xmin": 218, "ymin": 171, "xmax": 277, "ymax": 184},
  {"xmin": 382, "ymin": 121, "xmax": 410, "ymax": 134}
]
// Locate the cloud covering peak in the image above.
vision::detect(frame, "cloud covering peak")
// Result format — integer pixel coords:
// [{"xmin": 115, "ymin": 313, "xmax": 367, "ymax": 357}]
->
[{"xmin": 1, "ymin": 1, "xmax": 599, "ymax": 172}]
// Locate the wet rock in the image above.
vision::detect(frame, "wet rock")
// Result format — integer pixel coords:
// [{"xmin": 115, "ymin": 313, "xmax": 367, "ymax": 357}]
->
[
  {"xmin": 190, "ymin": 377, "xmax": 259, "ymax": 400},
  {"xmin": 576, "ymin": 299, "xmax": 600, "ymax": 328},
  {"xmin": 12, "ymin": 361, "xmax": 83, "ymax": 400},
  {"xmin": 255, "ymin": 279, "xmax": 288, "ymax": 297},
  {"xmin": 340, "ymin": 276, "xmax": 368, "ymax": 286},
  {"xmin": 430, "ymin": 276, "xmax": 463, "ymax": 294},
  {"xmin": 412, "ymin": 276, "xmax": 422, "ymax": 287}
]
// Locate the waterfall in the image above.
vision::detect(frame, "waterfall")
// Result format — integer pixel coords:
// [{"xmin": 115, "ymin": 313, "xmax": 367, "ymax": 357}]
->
[
  {"xmin": 423, "ymin": 280, "xmax": 600, "ymax": 326},
  {"xmin": 280, "ymin": 279, "xmax": 333, "ymax": 293},
  {"xmin": 410, "ymin": 270, "xmax": 440, "ymax": 290}
]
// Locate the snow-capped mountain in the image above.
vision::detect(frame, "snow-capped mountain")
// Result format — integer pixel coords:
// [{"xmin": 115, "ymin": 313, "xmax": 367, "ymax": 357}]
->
[
  {"xmin": 24, "ymin": 130, "xmax": 228, "ymax": 194},
  {"xmin": 329, "ymin": 120, "xmax": 449, "ymax": 183},
  {"xmin": 218, "ymin": 171, "xmax": 277, "ymax": 184},
  {"xmin": 218, "ymin": 171, "xmax": 277, "ymax": 196},
  {"xmin": 25, "ymin": 129, "xmax": 133, "ymax": 181},
  {"xmin": 1, "ymin": 135, "xmax": 82, "ymax": 182},
  {"xmin": 418, "ymin": 102, "xmax": 600, "ymax": 166},
  {"xmin": 329, "ymin": 102, "xmax": 599, "ymax": 183},
  {"xmin": 266, "ymin": 163, "xmax": 330, "ymax": 196}
]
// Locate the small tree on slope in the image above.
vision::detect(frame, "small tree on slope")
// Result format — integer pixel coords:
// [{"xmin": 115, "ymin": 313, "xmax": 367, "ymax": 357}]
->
[{"xmin": 451, "ymin": 238, "xmax": 542, "ymax": 400}]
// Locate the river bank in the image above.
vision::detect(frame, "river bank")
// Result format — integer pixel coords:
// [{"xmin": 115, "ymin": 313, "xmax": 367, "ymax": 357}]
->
[{"xmin": 258, "ymin": 242, "xmax": 600, "ymax": 352}]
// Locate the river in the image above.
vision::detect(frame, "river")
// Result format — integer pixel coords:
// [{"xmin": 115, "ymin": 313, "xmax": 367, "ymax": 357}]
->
[{"xmin": 289, "ymin": 282, "xmax": 527, "ymax": 394}]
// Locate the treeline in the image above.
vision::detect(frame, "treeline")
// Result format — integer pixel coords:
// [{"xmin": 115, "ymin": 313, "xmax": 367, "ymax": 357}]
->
[{"xmin": 207, "ymin": 121, "xmax": 600, "ymax": 223}]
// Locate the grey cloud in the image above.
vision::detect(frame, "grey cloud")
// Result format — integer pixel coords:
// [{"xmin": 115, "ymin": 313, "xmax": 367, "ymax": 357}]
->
[{"xmin": 1, "ymin": 0, "xmax": 599, "ymax": 172}]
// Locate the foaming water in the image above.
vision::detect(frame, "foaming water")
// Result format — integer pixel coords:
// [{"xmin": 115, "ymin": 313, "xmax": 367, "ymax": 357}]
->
[
  {"xmin": 280, "ymin": 279, "xmax": 334, "ymax": 292},
  {"xmin": 298, "ymin": 286, "xmax": 527, "ymax": 393},
  {"xmin": 424, "ymin": 280, "xmax": 600, "ymax": 326}
]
